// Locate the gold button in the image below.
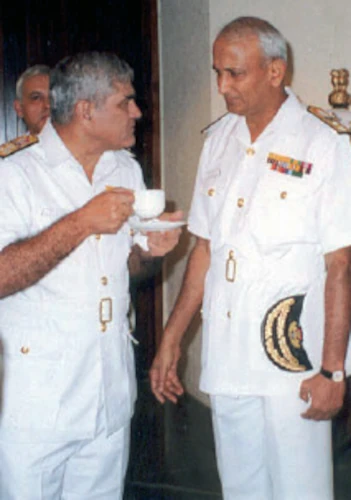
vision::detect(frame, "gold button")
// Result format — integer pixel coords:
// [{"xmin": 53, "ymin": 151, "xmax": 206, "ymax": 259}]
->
[
  {"xmin": 280, "ymin": 191, "xmax": 287, "ymax": 199},
  {"xmin": 227, "ymin": 311, "xmax": 232, "ymax": 319},
  {"xmin": 208, "ymin": 188, "xmax": 215, "ymax": 197},
  {"xmin": 237, "ymin": 198, "xmax": 244, "ymax": 208},
  {"xmin": 95, "ymin": 234, "xmax": 101, "ymax": 240},
  {"xmin": 101, "ymin": 276, "xmax": 108, "ymax": 286},
  {"xmin": 20, "ymin": 346, "xmax": 30, "ymax": 354},
  {"xmin": 129, "ymin": 229, "xmax": 135, "ymax": 236},
  {"xmin": 246, "ymin": 147, "xmax": 255, "ymax": 156},
  {"xmin": 101, "ymin": 323, "xmax": 107, "ymax": 333}
]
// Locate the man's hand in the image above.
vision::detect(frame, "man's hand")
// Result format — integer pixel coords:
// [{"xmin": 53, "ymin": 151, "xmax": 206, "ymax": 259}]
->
[
  {"xmin": 79, "ymin": 188, "xmax": 134, "ymax": 235},
  {"xmin": 0, "ymin": 189, "xmax": 134, "ymax": 298},
  {"xmin": 146, "ymin": 210, "xmax": 184, "ymax": 257},
  {"xmin": 149, "ymin": 237, "xmax": 209, "ymax": 404},
  {"xmin": 300, "ymin": 373, "xmax": 345, "ymax": 420},
  {"xmin": 149, "ymin": 339, "xmax": 184, "ymax": 404}
]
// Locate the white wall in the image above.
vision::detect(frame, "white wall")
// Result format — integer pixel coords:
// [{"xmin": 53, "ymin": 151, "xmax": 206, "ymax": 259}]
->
[
  {"xmin": 159, "ymin": 0, "xmax": 351, "ymax": 404},
  {"xmin": 158, "ymin": 0, "xmax": 211, "ymax": 404}
]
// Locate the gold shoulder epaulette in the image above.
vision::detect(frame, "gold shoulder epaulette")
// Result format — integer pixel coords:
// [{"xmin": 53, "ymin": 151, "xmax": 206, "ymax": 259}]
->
[
  {"xmin": 0, "ymin": 134, "xmax": 38, "ymax": 158},
  {"xmin": 307, "ymin": 105, "xmax": 351, "ymax": 134},
  {"xmin": 201, "ymin": 113, "xmax": 229, "ymax": 134}
]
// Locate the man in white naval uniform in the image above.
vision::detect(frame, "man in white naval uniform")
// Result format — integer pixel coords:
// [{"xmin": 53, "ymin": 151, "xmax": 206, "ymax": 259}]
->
[
  {"xmin": 13, "ymin": 64, "xmax": 50, "ymax": 135},
  {"xmin": 0, "ymin": 52, "xmax": 182, "ymax": 499},
  {"xmin": 150, "ymin": 17, "xmax": 351, "ymax": 500},
  {"xmin": 0, "ymin": 65, "xmax": 50, "ymax": 159}
]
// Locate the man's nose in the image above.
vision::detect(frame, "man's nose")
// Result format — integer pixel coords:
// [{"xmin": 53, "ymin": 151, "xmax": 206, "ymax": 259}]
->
[
  {"xmin": 217, "ymin": 73, "xmax": 231, "ymax": 95},
  {"xmin": 130, "ymin": 101, "xmax": 142, "ymax": 119},
  {"xmin": 43, "ymin": 96, "xmax": 50, "ymax": 110}
]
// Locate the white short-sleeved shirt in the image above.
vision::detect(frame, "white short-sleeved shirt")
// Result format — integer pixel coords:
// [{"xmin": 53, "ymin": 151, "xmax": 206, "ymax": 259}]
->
[
  {"xmin": 188, "ymin": 89, "xmax": 351, "ymax": 396},
  {"xmin": 0, "ymin": 122, "xmax": 146, "ymax": 442}
]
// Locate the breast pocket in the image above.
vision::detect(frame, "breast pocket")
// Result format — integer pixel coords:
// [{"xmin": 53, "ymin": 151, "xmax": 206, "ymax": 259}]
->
[
  {"xmin": 248, "ymin": 177, "xmax": 319, "ymax": 246},
  {"xmin": 199, "ymin": 169, "xmax": 228, "ymax": 230},
  {"xmin": 1, "ymin": 325, "xmax": 64, "ymax": 431}
]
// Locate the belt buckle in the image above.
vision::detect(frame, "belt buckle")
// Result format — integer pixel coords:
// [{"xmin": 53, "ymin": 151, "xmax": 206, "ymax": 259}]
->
[{"xmin": 99, "ymin": 297, "xmax": 112, "ymax": 332}]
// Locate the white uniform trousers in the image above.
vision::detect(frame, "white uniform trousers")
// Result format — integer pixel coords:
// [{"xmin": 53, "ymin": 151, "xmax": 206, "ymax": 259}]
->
[
  {"xmin": 210, "ymin": 393, "xmax": 333, "ymax": 500},
  {"xmin": 0, "ymin": 401, "xmax": 130, "ymax": 500}
]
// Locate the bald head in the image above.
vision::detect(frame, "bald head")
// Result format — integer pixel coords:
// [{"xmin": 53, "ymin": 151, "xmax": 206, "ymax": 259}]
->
[{"xmin": 216, "ymin": 16, "xmax": 287, "ymax": 64}]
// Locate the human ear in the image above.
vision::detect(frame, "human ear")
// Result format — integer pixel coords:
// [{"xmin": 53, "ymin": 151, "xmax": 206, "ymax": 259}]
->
[
  {"xmin": 269, "ymin": 59, "xmax": 287, "ymax": 88},
  {"xmin": 76, "ymin": 100, "xmax": 93, "ymax": 122},
  {"xmin": 13, "ymin": 99, "xmax": 24, "ymax": 118}
]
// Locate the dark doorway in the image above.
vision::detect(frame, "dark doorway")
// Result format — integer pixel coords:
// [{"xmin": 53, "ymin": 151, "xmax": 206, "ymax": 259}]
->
[{"xmin": 0, "ymin": 0, "xmax": 162, "ymax": 376}]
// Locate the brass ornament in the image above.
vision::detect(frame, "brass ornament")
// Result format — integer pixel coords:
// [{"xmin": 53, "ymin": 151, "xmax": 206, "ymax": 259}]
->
[{"xmin": 328, "ymin": 68, "xmax": 350, "ymax": 109}]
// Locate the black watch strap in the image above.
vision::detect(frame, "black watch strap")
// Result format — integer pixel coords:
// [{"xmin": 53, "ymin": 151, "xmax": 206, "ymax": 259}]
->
[
  {"xmin": 320, "ymin": 367, "xmax": 345, "ymax": 382},
  {"xmin": 320, "ymin": 368, "xmax": 333, "ymax": 379}
]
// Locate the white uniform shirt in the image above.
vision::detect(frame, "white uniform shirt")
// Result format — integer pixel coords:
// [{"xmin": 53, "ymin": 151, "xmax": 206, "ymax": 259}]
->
[
  {"xmin": 189, "ymin": 90, "xmax": 351, "ymax": 396},
  {"xmin": 0, "ymin": 122, "xmax": 146, "ymax": 442}
]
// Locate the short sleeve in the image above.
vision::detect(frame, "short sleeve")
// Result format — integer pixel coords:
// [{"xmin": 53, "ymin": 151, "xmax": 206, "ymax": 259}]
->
[
  {"xmin": 318, "ymin": 134, "xmax": 351, "ymax": 254},
  {"xmin": 187, "ymin": 142, "xmax": 212, "ymax": 239},
  {"xmin": 0, "ymin": 161, "xmax": 33, "ymax": 252}
]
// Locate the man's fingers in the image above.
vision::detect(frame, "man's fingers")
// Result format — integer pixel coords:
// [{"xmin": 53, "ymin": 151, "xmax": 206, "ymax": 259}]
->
[
  {"xmin": 166, "ymin": 373, "xmax": 184, "ymax": 395},
  {"xmin": 301, "ymin": 406, "xmax": 337, "ymax": 421},
  {"xmin": 149, "ymin": 364, "xmax": 163, "ymax": 392},
  {"xmin": 299, "ymin": 374, "xmax": 345, "ymax": 421},
  {"xmin": 149, "ymin": 368, "xmax": 166, "ymax": 404},
  {"xmin": 150, "ymin": 378, "xmax": 182, "ymax": 405},
  {"xmin": 299, "ymin": 383, "xmax": 311, "ymax": 403},
  {"xmin": 149, "ymin": 365, "xmax": 183, "ymax": 404},
  {"xmin": 158, "ymin": 210, "xmax": 184, "ymax": 222},
  {"xmin": 147, "ymin": 228, "xmax": 182, "ymax": 257},
  {"xmin": 105, "ymin": 185, "xmax": 134, "ymax": 196},
  {"xmin": 153, "ymin": 389, "xmax": 166, "ymax": 405},
  {"xmin": 149, "ymin": 360, "xmax": 171, "ymax": 400},
  {"xmin": 161, "ymin": 387, "xmax": 181, "ymax": 404},
  {"xmin": 149, "ymin": 344, "xmax": 182, "ymax": 404},
  {"xmin": 301, "ymin": 408, "xmax": 317, "ymax": 419}
]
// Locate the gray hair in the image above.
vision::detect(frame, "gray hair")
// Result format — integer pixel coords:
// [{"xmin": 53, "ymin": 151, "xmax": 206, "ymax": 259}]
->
[
  {"xmin": 50, "ymin": 51, "xmax": 134, "ymax": 125},
  {"xmin": 217, "ymin": 16, "xmax": 287, "ymax": 62},
  {"xmin": 16, "ymin": 64, "xmax": 50, "ymax": 100}
]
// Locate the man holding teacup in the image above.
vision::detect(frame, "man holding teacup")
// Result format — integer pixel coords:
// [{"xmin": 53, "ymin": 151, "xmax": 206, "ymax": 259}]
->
[{"xmin": 0, "ymin": 52, "xmax": 182, "ymax": 500}]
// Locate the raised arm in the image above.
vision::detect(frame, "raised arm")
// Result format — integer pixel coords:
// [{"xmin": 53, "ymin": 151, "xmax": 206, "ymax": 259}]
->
[
  {"xmin": 150, "ymin": 236, "xmax": 211, "ymax": 403},
  {"xmin": 0, "ymin": 188, "xmax": 134, "ymax": 298},
  {"xmin": 300, "ymin": 246, "xmax": 351, "ymax": 420}
]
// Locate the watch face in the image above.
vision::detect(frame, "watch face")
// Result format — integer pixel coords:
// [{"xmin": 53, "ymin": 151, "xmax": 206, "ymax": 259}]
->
[{"xmin": 332, "ymin": 371, "xmax": 344, "ymax": 382}]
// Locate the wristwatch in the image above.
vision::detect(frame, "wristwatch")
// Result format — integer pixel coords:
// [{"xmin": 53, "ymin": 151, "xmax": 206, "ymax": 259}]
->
[{"xmin": 320, "ymin": 367, "xmax": 345, "ymax": 382}]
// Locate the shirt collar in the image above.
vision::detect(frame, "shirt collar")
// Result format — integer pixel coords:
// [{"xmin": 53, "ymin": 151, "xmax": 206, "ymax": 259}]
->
[
  {"xmin": 262, "ymin": 87, "xmax": 305, "ymax": 137},
  {"xmin": 232, "ymin": 87, "xmax": 305, "ymax": 144},
  {"xmin": 38, "ymin": 121, "xmax": 121, "ymax": 176},
  {"xmin": 38, "ymin": 120, "xmax": 77, "ymax": 168}
]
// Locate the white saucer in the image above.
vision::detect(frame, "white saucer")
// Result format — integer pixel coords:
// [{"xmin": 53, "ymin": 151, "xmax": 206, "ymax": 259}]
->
[{"xmin": 129, "ymin": 219, "xmax": 187, "ymax": 232}]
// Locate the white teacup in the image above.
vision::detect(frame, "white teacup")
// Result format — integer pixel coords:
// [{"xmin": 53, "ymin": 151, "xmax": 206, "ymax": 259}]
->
[{"xmin": 133, "ymin": 189, "xmax": 165, "ymax": 219}]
